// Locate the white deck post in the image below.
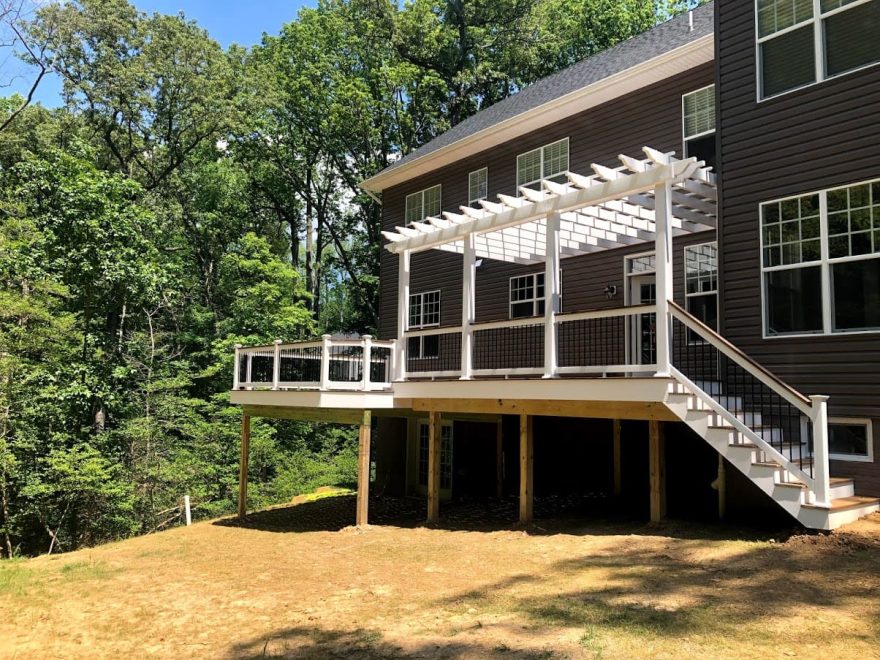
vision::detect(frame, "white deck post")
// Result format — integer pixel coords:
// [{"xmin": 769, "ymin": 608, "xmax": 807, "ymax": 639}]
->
[
  {"xmin": 654, "ymin": 179, "xmax": 674, "ymax": 376},
  {"xmin": 245, "ymin": 351, "xmax": 253, "ymax": 385},
  {"xmin": 810, "ymin": 395, "xmax": 831, "ymax": 507},
  {"xmin": 320, "ymin": 334, "xmax": 332, "ymax": 389},
  {"xmin": 233, "ymin": 344, "xmax": 242, "ymax": 390},
  {"xmin": 361, "ymin": 334, "xmax": 373, "ymax": 391},
  {"xmin": 543, "ymin": 213, "xmax": 561, "ymax": 379},
  {"xmin": 461, "ymin": 233, "xmax": 476, "ymax": 379},
  {"xmin": 272, "ymin": 339, "xmax": 282, "ymax": 390},
  {"xmin": 395, "ymin": 250, "xmax": 411, "ymax": 382}
]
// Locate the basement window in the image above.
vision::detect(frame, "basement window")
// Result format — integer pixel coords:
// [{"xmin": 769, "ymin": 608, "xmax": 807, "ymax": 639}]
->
[{"xmin": 829, "ymin": 419, "xmax": 873, "ymax": 462}]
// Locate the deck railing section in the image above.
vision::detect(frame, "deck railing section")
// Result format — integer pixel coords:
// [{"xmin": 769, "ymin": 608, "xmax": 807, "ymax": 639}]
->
[
  {"xmin": 668, "ymin": 301, "xmax": 830, "ymax": 506},
  {"xmin": 234, "ymin": 335, "xmax": 394, "ymax": 392}
]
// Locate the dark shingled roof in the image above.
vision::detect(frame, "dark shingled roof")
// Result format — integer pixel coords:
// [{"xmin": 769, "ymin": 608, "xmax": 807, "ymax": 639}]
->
[{"xmin": 378, "ymin": 2, "xmax": 714, "ymax": 178}]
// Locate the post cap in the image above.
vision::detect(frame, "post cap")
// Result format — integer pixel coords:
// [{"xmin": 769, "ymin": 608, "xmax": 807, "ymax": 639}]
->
[
  {"xmin": 234, "ymin": 343, "xmax": 242, "ymax": 349},
  {"xmin": 322, "ymin": 334, "xmax": 333, "ymax": 339},
  {"xmin": 274, "ymin": 339, "xmax": 283, "ymax": 344},
  {"xmin": 362, "ymin": 334, "xmax": 373, "ymax": 340}
]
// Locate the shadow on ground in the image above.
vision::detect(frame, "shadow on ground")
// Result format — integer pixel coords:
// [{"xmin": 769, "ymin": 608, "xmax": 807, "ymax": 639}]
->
[{"xmin": 215, "ymin": 493, "xmax": 804, "ymax": 542}]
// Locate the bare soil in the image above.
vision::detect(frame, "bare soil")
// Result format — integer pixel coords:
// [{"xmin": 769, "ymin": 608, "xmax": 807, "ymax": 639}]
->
[{"xmin": 2, "ymin": 495, "xmax": 879, "ymax": 659}]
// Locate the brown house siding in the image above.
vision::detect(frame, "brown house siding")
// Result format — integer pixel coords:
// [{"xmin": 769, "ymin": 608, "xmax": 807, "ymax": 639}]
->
[
  {"xmin": 379, "ymin": 62, "xmax": 716, "ymax": 340},
  {"xmin": 716, "ymin": 1, "xmax": 880, "ymax": 494}
]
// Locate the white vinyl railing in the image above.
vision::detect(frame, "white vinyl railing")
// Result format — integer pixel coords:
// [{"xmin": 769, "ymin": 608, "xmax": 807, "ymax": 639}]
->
[{"xmin": 233, "ymin": 335, "xmax": 395, "ymax": 392}]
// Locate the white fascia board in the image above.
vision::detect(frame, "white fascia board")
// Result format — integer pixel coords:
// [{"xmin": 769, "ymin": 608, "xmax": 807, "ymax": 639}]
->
[{"xmin": 360, "ymin": 35, "xmax": 714, "ymax": 193}]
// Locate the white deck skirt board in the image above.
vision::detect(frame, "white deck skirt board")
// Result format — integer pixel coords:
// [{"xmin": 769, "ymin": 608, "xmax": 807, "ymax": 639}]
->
[
  {"xmin": 382, "ymin": 148, "xmax": 717, "ymax": 264},
  {"xmin": 360, "ymin": 35, "xmax": 713, "ymax": 193},
  {"xmin": 392, "ymin": 377, "xmax": 675, "ymax": 403},
  {"xmin": 230, "ymin": 389, "xmax": 398, "ymax": 409}
]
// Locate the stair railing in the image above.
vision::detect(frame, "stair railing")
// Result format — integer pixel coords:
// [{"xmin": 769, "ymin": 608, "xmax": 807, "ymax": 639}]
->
[{"xmin": 668, "ymin": 301, "xmax": 831, "ymax": 507}]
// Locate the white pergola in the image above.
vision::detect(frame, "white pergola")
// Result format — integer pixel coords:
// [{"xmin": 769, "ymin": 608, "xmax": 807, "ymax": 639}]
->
[{"xmin": 383, "ymin": 146, "xmax": 718, "ymax": 381}]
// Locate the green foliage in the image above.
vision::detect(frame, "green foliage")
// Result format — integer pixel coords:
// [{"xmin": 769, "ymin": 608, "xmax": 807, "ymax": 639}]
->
[{"xmin": 0, "ymin": 0, "xmax": 688, "ymax": 557}]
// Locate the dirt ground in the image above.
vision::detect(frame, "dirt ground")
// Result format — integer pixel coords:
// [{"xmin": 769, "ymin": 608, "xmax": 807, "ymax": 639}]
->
[{"xmin": 2, "ymin": 495, "xmax": 880, "ymax": 659}]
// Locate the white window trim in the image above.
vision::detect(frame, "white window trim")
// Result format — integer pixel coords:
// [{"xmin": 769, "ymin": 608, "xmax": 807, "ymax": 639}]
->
[
  {"xmin": 468, "ymin": 167, "xmax": 488, "ymax": 206},
  {"xmin": 829, "ymin": 417, "xmax": 874, "ymax": 462},
  {"xmin": 760, "ymin": 177, "xmax": 880, "ymax": 339},
  {"xmin": 681, "ymin": 84, "xmax": 717, "ymax": 143},
  {"xmin": 516, "ymin": 137, "xmax": 570, "ymax": 190},
  {"xmin": 684, "ymin": 241, "xmax": 719, "ymax": 339},
  {"xmin": 509, "ymin": 272, "xmax": 546, "ymax": 319},
  {"xmin": 405, "ymin": 184, "xmax": 442, "ymax": 223},
  {"xmin": 408, "ymin": 289, "xmax": 441, "ymax": 330},
  {"xmin": 755, "ymin": 0, "xmax": 880, "ymax": 102}
]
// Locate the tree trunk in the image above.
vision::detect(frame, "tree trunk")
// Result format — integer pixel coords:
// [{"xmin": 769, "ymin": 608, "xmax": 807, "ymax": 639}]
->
[{"xmin": 305, "ymin": 168, "xmax": 315, "ymax": 311}]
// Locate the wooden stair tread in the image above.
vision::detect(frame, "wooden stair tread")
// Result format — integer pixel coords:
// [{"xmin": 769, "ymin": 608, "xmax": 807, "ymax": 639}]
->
[
  {"xmin": 830, "ymin": 477, "xmax": 854, "ymax": 486},
  {"xmin": 802, "ymin": 496, "xmax": 880, "ymax": 512}
]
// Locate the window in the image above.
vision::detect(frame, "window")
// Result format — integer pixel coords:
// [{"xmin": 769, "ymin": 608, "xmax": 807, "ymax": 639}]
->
[
  {"xmin": 405, "ymin": 184, "xmax": 442, "ymax": 224},
  {"xmin": 829, "ymin": 419, "xmax": 873, "ymax": 461},
  {"xmin": 756, "ymin": 0, "xmax": 880, "ymax": 99},
  {"xmin": 418, "ymin": 421, "xmax": 453, "ymax": 488},
  {"xmin": 408, "ymin": 290, "xmax": 441, "ymax": 359},
  {"xmin": 685, "ymin": 242, "xmax": 719, "ymax": 332},
  {"xmin": 468, "ymin": 168, "xmax": 488, "ymax": 206},
  {"xmin": 516, "ymin": 138, "xmax": 569, "ymax": 190},
  {"xmin": 761, "ymin": 179, "xmax": 880, "ymax": 336},
  {"xmin": 510, "ymin": 273, "xmax": 545, "ymax": 318},
  {"xmin": 682, "ymin": 85, "xmax": 716, "ymax": 171}
]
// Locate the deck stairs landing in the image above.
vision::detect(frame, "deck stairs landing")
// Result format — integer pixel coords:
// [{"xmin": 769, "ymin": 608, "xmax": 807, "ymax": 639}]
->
[{"xmin": 664, "ymin": 379, "xmax": 879, "ymax": 530}]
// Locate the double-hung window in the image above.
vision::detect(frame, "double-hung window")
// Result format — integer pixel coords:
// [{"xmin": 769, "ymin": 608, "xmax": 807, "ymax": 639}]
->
[
  {"xmin": 405, "ymin": 184, "xmax": 442, "ymax": 224},
  {"xmin": 682, "ymin": 85, "xmax": 716, "ymax": 171},
  {"xmin": 685, "ymin": 242, "xmax": 719, "ymax": 333},
  {"xmin": 761, "ymin": 179, "xmax": 880, "ymax": 336},
  {"xmin": 516, "ymin": 138, "xmax": 569, "ymax": 191},
  {"xmin": 468, "ymin": 168, "xmax": 488, "ymax": 207},
  {"xmin": 510, "ymin": 273, "xmax": 545, "ymax": 319},
  {"xmin": 756, "ymin": 0, "xmax": 880, "ymax": 99},
  {"xmin": 407, "ymin": 290, "xmax": 441, "ymax": 358}
]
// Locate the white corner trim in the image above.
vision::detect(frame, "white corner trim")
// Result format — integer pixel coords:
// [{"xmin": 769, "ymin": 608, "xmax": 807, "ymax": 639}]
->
[{"xmin": 361, "ymin": 34, "xmax": 714, "ymax": 193}]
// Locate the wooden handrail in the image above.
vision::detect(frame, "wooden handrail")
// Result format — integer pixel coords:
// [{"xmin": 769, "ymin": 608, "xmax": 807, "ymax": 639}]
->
[{"xmin": 668, "ymin": 300, "xmax": 811, "ymax": 409}]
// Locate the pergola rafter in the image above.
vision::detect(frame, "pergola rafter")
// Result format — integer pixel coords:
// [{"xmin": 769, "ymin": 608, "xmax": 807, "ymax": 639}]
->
[{"xmin": 382, "ymin": 147, "xmax": 717, "ymax": 265}]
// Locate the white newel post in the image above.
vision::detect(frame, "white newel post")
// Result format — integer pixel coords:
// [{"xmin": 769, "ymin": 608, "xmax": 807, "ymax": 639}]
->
[
  {"xmin": 320, "ymin": 334, "xmax": 332, "ymax": 389},
  {"xmin": 233, "ymin": 344, "xmax": 242, "ymax": 390},
  {"xmin": 653, "ymin": 179, "xmax": 674, "ymax": 376},
  {"xmin": 461, "ymin": 233, "xmax": 476, "ymax": 379},
  {"xmin": 245, "ymin": 350, "xmax": 253, "ymax": 385},
  {"xmin": 543, "ymin": 213, "xmax": 561, "ymax": 379},
  {"xmin": 810, "ymin": 395, "xmax": 831, "ymax": 507},
  {"xmin": 361, "ymin": 334, "xmax": 373, "ymax": 391},
  {"xmin": 395, "ymin": 250, "xmax": 411, "ymax": 382},
  {"xmin": 272, "ymin": 339, "xmax": 282, "ymax": 390}
]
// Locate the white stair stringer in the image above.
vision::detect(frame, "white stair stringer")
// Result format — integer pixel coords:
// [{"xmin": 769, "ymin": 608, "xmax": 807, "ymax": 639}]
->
[{"xmin": 664, "ymin": 379, "xmax": 879, "ymax": 531}]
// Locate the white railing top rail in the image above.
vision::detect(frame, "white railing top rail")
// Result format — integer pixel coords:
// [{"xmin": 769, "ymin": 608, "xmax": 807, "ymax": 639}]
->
[{"xmin": 237, "ymin": 336, "xmax": 396, "ymax": 353}]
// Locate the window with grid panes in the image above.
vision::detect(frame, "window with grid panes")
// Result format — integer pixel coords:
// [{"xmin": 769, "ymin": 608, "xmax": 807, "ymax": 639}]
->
[
  {"xmin": 685, "ymin": 242, "xmax": 719, "ymax": 334},
  {"xmin": 407, "ymin": 290, "xmax": 441, "ymax": 359},
  {"xmin": 682, "ymin": 86, "xmax": 716, "ymax": 171},
  {"xmin": 509, "ymin": 273, "xmax": 545, "ymax": 318},
  {"xmin": 756, "ymin": 0, "xmax": 880, "ymax": 99},
  {"xmin": 405, "ymin": 184, "xmax": 442, "ymax": 224},
  {"xmin": 516, "ymin": 139, "xmax": 569, "ymax": 190},
  {"xmin": 468, "ymin": 168, "xmax": 488, "ymax": 206}
]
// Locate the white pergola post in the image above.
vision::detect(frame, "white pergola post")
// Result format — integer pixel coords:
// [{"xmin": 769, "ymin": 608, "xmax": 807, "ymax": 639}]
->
[
  {"xmin": 654, "ymin": 179, "xmax": 674, "ymax": 376},
  {"xmin": 543, "ymin": 213, "xmax": 561, "ymax": 379},
  {"xmin": 461, "ymin": 234, "xmax": 476, "ymax": 379},
  {"xmin": 394, "ymin": 250, "xmax": 411, "ymax": 382}
]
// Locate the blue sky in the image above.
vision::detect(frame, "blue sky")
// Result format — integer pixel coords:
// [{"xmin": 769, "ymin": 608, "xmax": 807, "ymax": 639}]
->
[{"xmin": 8, "ymin": 0, "xmax": 315, "ymax": 107}]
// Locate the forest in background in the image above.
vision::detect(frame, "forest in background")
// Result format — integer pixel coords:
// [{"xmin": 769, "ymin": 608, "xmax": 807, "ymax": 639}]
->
[{"xmin": 0, "ymin": 0, "xmax": 703, "ymax": 557}]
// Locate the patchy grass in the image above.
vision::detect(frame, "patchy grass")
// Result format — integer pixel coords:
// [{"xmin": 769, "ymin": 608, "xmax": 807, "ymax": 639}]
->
[{"xmin": 0, "ymin": 496, "xmax": 879, "ymax": 659}]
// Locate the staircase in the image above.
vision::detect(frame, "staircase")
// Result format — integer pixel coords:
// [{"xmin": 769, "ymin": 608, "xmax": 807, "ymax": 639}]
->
[{"xmin": 666, "ymin": 302, "xmax": 879, "ymax": 531}]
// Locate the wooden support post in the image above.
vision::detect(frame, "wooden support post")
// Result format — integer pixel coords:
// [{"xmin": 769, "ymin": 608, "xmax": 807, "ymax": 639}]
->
[
  {"xmin": 427, "ymin": 411, "xmax": 441, "ymax": 524},
  {"xmin": 496, "ymin": 419, "xmax": 504, "ymax": 499},
  {"xmin": 648, "ymin": 420, "xmax": 666, "ymax": 522},
  {"xmin": 519, "ymin": 414, "xmax": 534, "ymax": 524},
  {"xmin": 237, "ymin": 414, "xmax": 251, "ymax": 519},
  {"xmin": 612, "ymin": 419, "xmax": 622, "ymax": 497},
  {"xmin": 356, "ymin": 410, "xmax": 372, "ymax": 527}
]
